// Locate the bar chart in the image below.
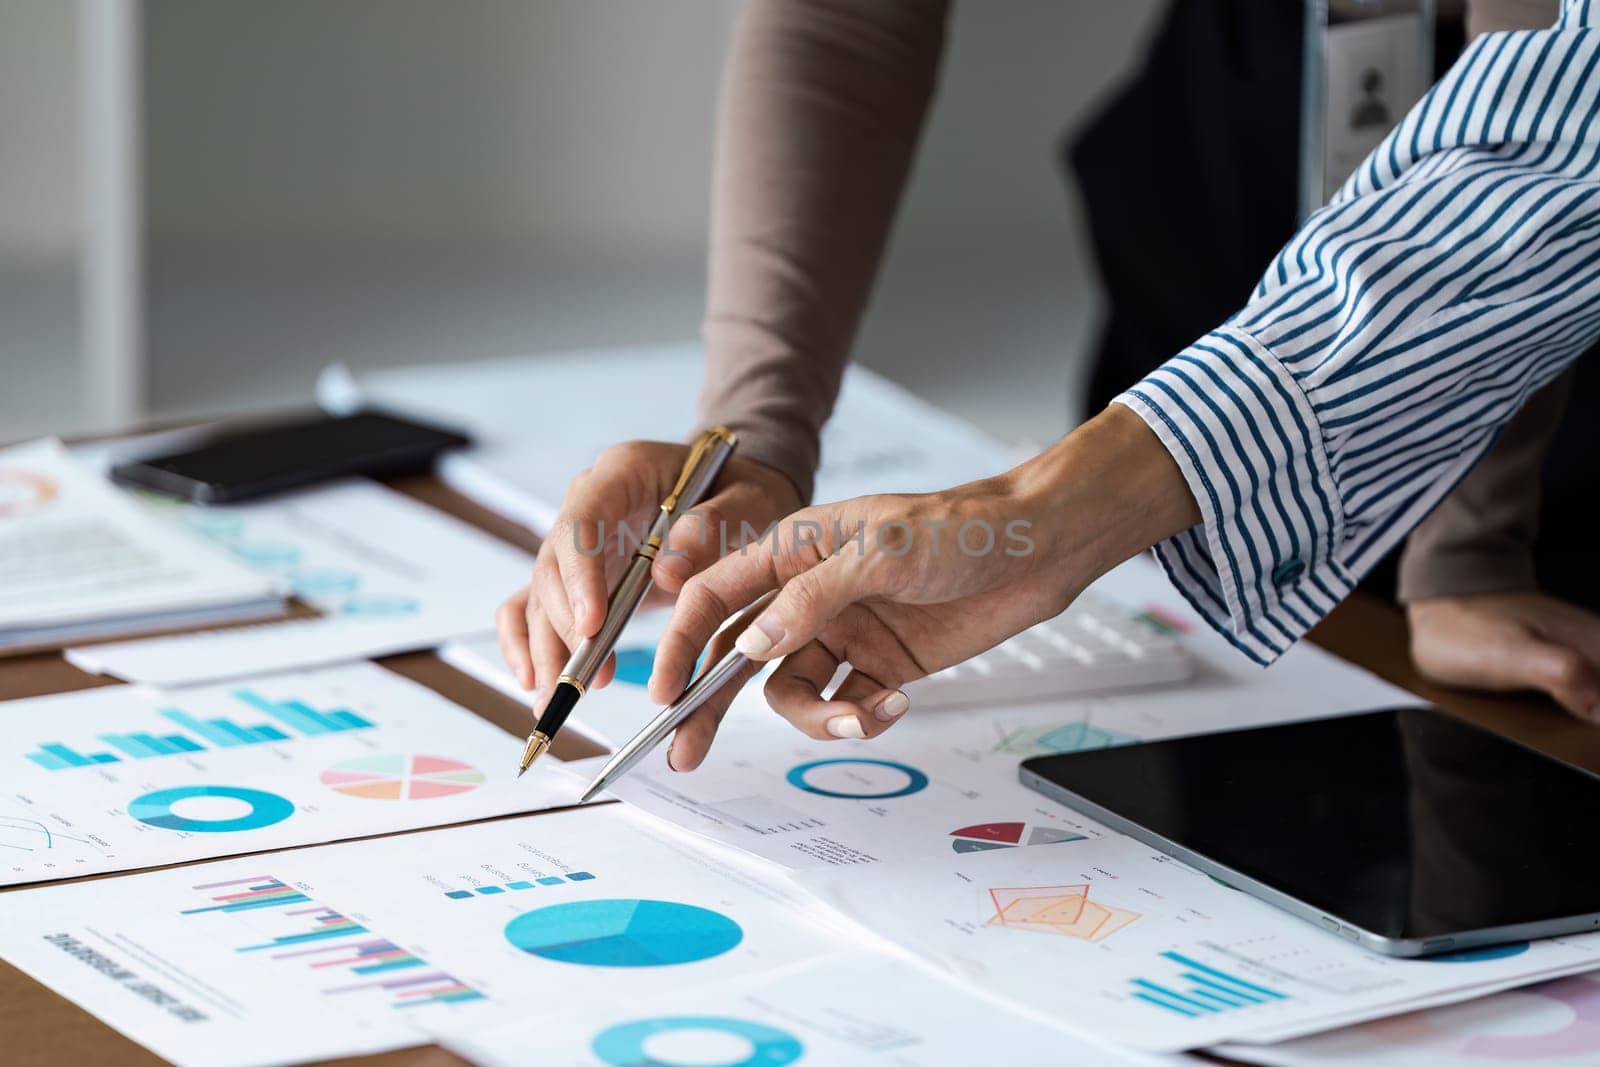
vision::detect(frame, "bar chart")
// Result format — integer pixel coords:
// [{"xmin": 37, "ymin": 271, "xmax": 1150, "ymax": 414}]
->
[
  {"xmin": 1128, "ymin": 951, "xmax": 1289, "ymax": 1018},
  {"xmin": 442, "ymin": 871, "xmax": 595, "ymax": 900},
  {"xmin": 181, "ymin": 875, "xmax": 486, "ymax": 1010},
  {"xmin": 23, "ymin": 688, "xmax": 375, "ymax": 771}
]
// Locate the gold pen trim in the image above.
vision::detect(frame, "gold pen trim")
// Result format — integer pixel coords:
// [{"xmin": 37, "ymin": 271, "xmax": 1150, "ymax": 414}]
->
[
  {"xmin": 660, "ymin": 426, "xmax": 737, "ymax": 515},
  {"xmin": 518, "ymin": 730, "xmax": 552, "ymax": 772}
]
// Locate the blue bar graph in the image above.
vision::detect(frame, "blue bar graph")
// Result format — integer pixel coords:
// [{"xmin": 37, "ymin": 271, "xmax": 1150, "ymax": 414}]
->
[
  {"xmin": 25, "ymin": 690, "xmax": 376, "ymax": 773},
  {"xmin": 234, "ymin": 691, "xmax": 374, "ymax": 736},
  {"xmin": 1129, "ymin": 952, "xmax": 1288, "ymax": 1019}
]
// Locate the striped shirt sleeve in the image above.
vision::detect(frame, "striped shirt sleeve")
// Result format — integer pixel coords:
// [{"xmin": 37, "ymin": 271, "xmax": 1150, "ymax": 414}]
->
[{"xmin": 1115, "ymin": 0, "xmax": 1600, "ymax": 665}]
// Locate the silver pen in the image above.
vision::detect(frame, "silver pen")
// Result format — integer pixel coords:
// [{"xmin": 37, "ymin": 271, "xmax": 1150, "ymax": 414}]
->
[
  {"xmin": 517, "ymin": 426, "xmax": 738, "ymax": 775},
  {"xmin": 578, "ymin": 592, "xmax": 775, "ymax": 802}
]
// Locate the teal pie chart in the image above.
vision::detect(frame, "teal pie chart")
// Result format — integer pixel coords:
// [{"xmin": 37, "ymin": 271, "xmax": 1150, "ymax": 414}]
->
[
  {"xmin": 592, "ymin": 1016, "xmax": 803, "ymax": 1067},
  {"xmin": 128, "ymin": 786, "xmax": 294, "ymax": 833},
  {"xmin": 505, "ymin": 899, "xmax": 742, "ymax": 968}
]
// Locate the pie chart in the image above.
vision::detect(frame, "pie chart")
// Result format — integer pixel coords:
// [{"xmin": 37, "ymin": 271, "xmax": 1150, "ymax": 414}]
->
[
  {"xmin": 505, "ymin": 898, "xmax": 743, "ymax": 968},
  {"xmin": 950, "ymin": 821, "xmax": 1086, "ymax": 853},
  {"xmin": 320, "ymin": 754, "xmax": 485, "ymax": 800}
]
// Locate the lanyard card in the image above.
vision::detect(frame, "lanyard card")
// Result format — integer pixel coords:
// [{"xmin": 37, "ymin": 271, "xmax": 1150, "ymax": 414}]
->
[{"xmin": 1300, "ymin": 0, "xmax": 1435, "ymax": 218}]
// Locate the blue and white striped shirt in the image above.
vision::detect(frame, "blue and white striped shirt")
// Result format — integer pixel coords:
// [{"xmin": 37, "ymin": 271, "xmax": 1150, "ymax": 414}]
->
[{"xmin": 1117, "ymin": 0, "xmax": 1600, "ymax": 665}]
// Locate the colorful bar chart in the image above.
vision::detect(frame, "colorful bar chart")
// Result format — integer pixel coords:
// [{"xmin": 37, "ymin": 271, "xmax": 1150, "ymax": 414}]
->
[
  {"xmin": 1129, "ymin": 951, "xmax": 1288, "ymax": 1018},
  {"xmin": 181, "ymin": 876, "xmax": 311, "ymax": 914},
  {"xmin": 179, "ymin": 875, "xmax": 485, "ymax": 1009},
  {"xmin": 23, "ymin": 690, "xmax": 375, "ymax": 771},
  {"xmin": 442, "ymin": 871, "xmax": 595, "ymax": 900}
]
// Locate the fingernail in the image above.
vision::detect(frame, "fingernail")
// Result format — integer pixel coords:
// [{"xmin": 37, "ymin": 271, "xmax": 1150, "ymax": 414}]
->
[
  {"xmin": 826, "ymin": 715, "xmax": 865, "ymax": 739},
  {"xmin": 874, "ymin": 690, "xmax": 910, "ymax": 722},
  {"xmin": 736, "ymin": 616, "xmax": 783, "ymax": 659},
  {"xmin": 666, "ymin": 744, "xmax": 682, "ymax": 772}
]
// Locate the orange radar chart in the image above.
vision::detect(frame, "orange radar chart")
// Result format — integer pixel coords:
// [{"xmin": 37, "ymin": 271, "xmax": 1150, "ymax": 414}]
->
[{"xmin": 987, "ymin": 883, "xmax": 1142, "ymax": 943}]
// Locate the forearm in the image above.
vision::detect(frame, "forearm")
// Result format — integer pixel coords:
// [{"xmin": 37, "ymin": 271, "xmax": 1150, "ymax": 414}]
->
[{"xmin": 696, "ymin": 0, "xmax": 949, "ymax": 501}]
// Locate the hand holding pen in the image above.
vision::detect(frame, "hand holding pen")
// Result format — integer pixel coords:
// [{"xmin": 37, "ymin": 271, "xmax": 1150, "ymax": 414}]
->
[
  {"xmin": 496, "ymin": 440, "xmax": 803, "ymax": 751},
  {"xmin": 515, "ymin": 426, "xmax": 741, "ymax": 772}
]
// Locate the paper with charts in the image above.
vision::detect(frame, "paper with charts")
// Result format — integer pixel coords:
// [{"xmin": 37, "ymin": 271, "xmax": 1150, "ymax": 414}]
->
[
  {"xmin": 0, "ymin": 439, "xmax": 284, "ymax": 653},
  {"xmin": 65, "ymin": 478, "xmax": 531, "ymax": 686},
  {"xmin": 435, "ymin": 951, "xmax": 1173, "ymax": 1067},
  {"xmin": 797, "ymin": 835, "xmax": 1600, "ymax": 1052},
  {"xmin": 1219, "ymin": 970, "xmax": 1600, "ymax": 1066},
  {"xmin": 0, "ymin": 662, "xmax": 582, "ymax": 886},
  {"xmin": 590, "ymin": 559, "xmax": 1416, "ymax": 872},
  {"xmin": 0, "ymin": 806, "xmax": 853, "ymax": 1067}
]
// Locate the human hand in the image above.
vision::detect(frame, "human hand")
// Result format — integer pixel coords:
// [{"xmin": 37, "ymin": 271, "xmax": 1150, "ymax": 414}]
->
[
  {"xmin": 495, "ymin": 440, "xmax": 803, "ymax": 711},
  {"xmin": 653, "ymin": 406, "xmax": 1200, "ymax": 769},
  {"xmin": 1407, "ymin": 592, "xmax": 1600, "ymax": 722}
]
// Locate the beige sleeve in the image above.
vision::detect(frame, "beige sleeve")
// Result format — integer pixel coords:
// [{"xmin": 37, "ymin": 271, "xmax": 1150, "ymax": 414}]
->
[
  {"xmin": 694, "ymin": 0, "xmax": 949, "ymax": 501},
  {"xmin": 1398, "ymin": 372, "xmax": 1573, "ymax": 602},
  {"xmin": 1465, "ymin": 0, "xmax": 1559, "ymax": 35},
  {"xmin": 1396, "ymin": 0, "xmax": 1566, "ymax": 602}
]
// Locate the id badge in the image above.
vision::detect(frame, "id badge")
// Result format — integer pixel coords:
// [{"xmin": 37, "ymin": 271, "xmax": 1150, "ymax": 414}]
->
[{"xmin": 1300, "ymin": 0, "xmax": 1435, "ymax": 218}]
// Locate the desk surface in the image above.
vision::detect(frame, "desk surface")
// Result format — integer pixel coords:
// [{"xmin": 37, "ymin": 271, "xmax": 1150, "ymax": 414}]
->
[{"xmin": 2, "ymin": 470, "xmax": 1592, "ymax": 1067}]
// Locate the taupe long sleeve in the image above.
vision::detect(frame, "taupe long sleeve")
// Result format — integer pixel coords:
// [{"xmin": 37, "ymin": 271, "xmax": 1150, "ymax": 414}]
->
[
  {"xmin": 695, "ymin": 0, "xmax": 948, "ymax": 501},
  {"xmin": 1397, "ymin": 0, "xmax": 1566, "ymax": 604}
]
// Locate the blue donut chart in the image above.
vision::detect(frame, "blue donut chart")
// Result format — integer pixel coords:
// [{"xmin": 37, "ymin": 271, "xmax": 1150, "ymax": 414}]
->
[
  {"xmin": 785, "ymin": 757, "xmax": 929, "ymax": 799},
  {"xmin": 128, "ymin": 786, "xmax": 295, "ymax": 833},
  {"xmin": 591, "ymin": 1015, "xmax": 804, "ymax": 1067}
]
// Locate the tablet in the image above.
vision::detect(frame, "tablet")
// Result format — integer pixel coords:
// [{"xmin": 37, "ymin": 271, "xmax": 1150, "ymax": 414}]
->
[{"xmin": 1020, "ymin": 708, "xmax": 1600, "ymax": 957}]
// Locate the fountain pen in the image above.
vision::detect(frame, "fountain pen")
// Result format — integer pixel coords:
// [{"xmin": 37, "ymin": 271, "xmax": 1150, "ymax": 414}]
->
[{"xmin": 517, "ymin": 426, "xmax": 738, "ymax": 775}]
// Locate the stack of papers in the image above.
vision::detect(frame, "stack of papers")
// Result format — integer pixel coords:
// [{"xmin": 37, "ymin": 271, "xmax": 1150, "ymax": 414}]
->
[
  {"xmin": 65, "ymin": 479, "xmax": 533, "ymax": 686},
  {"xmin": 317, "ymin": 344, "xmax": 1024, "ymax": 530},
  {"xmin": 0, "ymin": 439, "xmax": 285, "ymax": 654}
]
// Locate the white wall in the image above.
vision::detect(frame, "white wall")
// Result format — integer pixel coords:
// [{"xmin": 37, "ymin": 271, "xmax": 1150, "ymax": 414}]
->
[
  {"xmin": 0, "ymin": 0, "xmax": 82, "ymax": 437},
  {"xmin": 0, "ymin": 0, "xmax": 80, "ymax": 260},
  {"xmin": 2, "ymin": 0, "xmax": 1166, "ymax": 442}
]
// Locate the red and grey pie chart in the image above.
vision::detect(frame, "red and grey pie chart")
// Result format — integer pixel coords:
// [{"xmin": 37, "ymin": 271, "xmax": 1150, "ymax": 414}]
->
[{"xmin": 949, "ymin": 821, "xmax": 1086, "ymax": 853}]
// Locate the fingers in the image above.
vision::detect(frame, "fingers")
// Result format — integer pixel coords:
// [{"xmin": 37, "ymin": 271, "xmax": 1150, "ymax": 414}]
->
[
  {"xmin": 736, "ymin": 555, "xmax": 871, "ymax": 661},
  {"xmin": 763, "ymin": 643, "xmax": 909, "ymax": 742},
  {"xmin": 654, "ymin": 493, "xmax": 737, "ymax": 592},
  {"xmin": 665, "ymin": 655, "xmax": 765, "ymax": 772},
  {"xmin": 652, "ymin": 544, "xmax": 784, "ymax": 704},
  {"xmin": 495, "ymin": 588, "xmax": 534, "ymax": 690},
  {"xmin": 1521, "ymin": 641, "xmax": 1600, "ymax": 722},
  {"xmin": 1411, "ymin": 601, "xmax": 1600, "ymax": 722},
  {"xmin": 545, "ymin": 473, "xmax": 610, "ymax": 639},
  {"xmin": 526, "ymin": 602, "xmax": 573, "ymax": 706}
]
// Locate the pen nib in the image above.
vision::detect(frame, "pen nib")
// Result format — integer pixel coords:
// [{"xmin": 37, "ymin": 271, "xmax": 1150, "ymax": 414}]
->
[{"xmin": 517, "ymin": 731, "xmax": 551, "ymax": 777}]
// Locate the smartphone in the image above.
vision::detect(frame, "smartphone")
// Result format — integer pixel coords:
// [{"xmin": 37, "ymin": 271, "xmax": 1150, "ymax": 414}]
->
[{"xmin": 111, "ymin": 411, "xmax": 472, "ymax": 504}]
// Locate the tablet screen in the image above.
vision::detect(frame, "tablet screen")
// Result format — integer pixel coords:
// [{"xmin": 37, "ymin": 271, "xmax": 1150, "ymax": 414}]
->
[{"xmin": 1023, "ymin": 709, "xmax": 1600, "ymax": 944}]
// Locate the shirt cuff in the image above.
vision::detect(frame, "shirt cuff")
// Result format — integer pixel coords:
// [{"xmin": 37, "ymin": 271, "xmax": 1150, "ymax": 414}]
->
[{"xmin": 1113, "ymin": 327, "xmax": 1356, "ymax": 665}]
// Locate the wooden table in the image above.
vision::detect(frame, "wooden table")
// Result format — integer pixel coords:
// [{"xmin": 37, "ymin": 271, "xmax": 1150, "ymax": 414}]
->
[{"xmin": 3, "ymin": 470, "xmax": 1593, "ymax": 1067}]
